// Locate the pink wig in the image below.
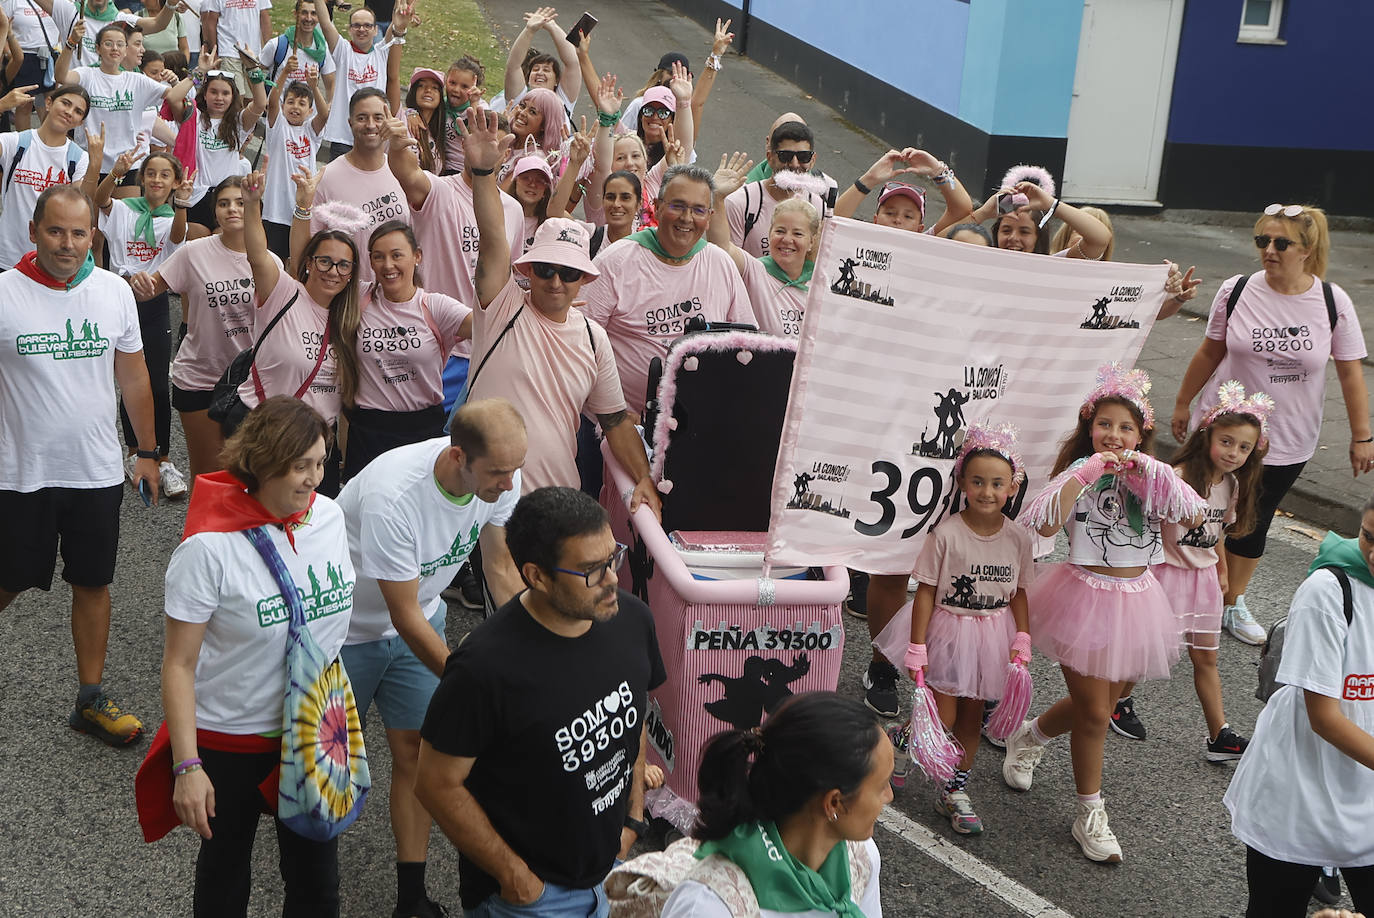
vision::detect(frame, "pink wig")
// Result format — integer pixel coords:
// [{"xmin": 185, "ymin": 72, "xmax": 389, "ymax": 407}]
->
[{"xmin": 518, "ymin": 88, "xmax": 565, "ymax": 154}]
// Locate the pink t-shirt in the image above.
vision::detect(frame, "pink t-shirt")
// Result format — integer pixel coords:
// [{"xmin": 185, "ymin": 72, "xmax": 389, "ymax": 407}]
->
[
  {"xmin": 1161, "ymin": 471, "xmax": 1235, "ymax": 570},
  {"xmin": 739, "ymin": 256, "xmax": 807, "ymax": 338},
  {"xmin": 310, "ymin": 156, "xmax": 410, "ymax": 286},
  {"xmin": 725, "ymin": 180, "xmax": 828, "ymax": 258},
  {"xmin": 238, "ymin": 274, "xmax": 342, "ymax": 422},
  {"xmin": 580, "ymin": 238, "xmax": 753, "ymax": 414},
  {"xmin": 354, "ymin": 286, "xmax": 470, "ymax": 411},
  {"xmin": 1193, "ymin": 272, "xmax": 1366, "ymax": 465},
  {"xmin": 913, "ymin": 513, "xmax": 1035, "ymax": 618},
  {"xmin": 164, "ymin": 236, "xmax": 280, "ymax": 392},
  {"xmin": 410, "ymin": 174, "xmax": 524, "ymax": 359},
  {"xmin": 468, "ymin": 278, "xmax": 624, "ymax": 491}
]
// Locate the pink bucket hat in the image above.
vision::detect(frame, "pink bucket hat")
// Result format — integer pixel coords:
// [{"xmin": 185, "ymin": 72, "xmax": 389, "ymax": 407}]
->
[
  {"xmin": 409, "ymin": 67, "xmax": 445, "ymax": 88},
  {"xmin": 513, "ymin": 218, "xmax": 600, "ymax": 278},
  {"xmin": 512, "ymin": 155, "xmax": 554, "ymax": 184},
  {"xmin": 641, "ymin": 86, "xmax": 677, "ymax": 114}
]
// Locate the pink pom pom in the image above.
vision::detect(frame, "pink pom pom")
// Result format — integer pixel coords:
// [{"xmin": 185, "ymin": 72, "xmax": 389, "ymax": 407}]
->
[
  {"xmin": 906, "ymin": 672, "xmax": 962, "ymax": 783},
  {"xmin": 683, "ymin": 356, "xmax": 699, "ymax": 371},
  {"xmin": 984, "ymin": 662, "xmax": 1033, "ymax": 742},
  {"xmin": 666, "ymin": 417, "xmax": 678, "ymax": 430},
  {"xmin": 736, "ymin": 350, "xmax": 753, "ymax": 365},
  {"xmin": 656, "ymin": 479, "xmax": 674, "ymax": 494}
]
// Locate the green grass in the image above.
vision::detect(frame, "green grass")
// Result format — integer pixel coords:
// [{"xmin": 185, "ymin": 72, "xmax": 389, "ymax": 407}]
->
[{"xmin": 267, "ymin": 0, "xmax": 505, "ymax": 81}]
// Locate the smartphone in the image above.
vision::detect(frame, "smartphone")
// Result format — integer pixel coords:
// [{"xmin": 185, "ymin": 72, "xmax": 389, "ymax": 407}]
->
[
  {"xmin": 997, "ymin": 191, "xmax": 1029, "ymax": 214},
  {"xmin": 565, "ymin": 11, "xmax": 597, "ymax": 44},
  {"xmin": 137, "ymin": 478, "xmax": 152, "ymax": 508}
]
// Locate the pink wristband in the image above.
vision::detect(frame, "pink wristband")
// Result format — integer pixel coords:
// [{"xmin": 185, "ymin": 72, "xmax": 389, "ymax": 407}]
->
[
  {"xmin": 904, "ymin": 643, "xmax": 928, "ymax": 671},
  {"xmin": 1071, "ymin": 454, "xmax": 1108, "ymax": 488},
  {"xmin": 1010, "ymin": 631, "xmax": 1032, "ymax": 663}
]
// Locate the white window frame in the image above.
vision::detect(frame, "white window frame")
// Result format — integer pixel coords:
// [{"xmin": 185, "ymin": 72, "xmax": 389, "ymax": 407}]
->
[{"xmin": 1238, "ymin": 0, "xmax": 1285, "ymax": 44}]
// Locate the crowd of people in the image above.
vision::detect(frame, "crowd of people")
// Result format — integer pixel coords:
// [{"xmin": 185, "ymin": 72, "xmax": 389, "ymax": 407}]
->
[{"xmin": 0, "ymin": 0, "xmax": 1369, "ymax": 915}]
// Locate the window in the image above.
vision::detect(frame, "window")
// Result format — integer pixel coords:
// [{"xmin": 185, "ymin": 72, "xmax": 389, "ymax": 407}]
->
[{"xmin": 1238, "ymin": 0, "xmax": 1284, "ymax": 43}]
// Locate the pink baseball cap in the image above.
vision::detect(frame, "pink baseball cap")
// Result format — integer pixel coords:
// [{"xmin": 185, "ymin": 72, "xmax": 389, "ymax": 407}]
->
[
  {"xmin": 409, "ymin": 67, "xmax": 444, "ymax": 88},
  {"xmin": 641, "ymin": 86, "xmax": 677, "ymax": 114},
  {"xmin": 512, "ymin": 156, "xmax": 553, "ymax": 184},
  {"xmin": 513, "ymin": 218, "xmax": 600, "ymax": 278},
  {"xmin": 877, "ymin": 182, "xmax": 926, "ymax": 217}
]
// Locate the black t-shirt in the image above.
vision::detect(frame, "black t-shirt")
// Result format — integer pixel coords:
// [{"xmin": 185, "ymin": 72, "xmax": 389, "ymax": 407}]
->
[{"xmin": 421, "ymin": 588, "xmax": 666, "ymax": 909}]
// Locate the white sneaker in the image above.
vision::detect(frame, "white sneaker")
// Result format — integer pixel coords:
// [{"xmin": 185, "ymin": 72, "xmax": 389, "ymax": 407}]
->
[
  {"xmin": 1002, "ymin": 720, "xmax": 1044, "ymax": 791},
  {"xmin": 1222, "ymin": 595, "xmax": 1266, "ymax": 645},
  {"xmin": 935, "ymin": 788, "xmax": 984, "ymax": 835},
  {"xmin": 159, "ymin": 460, "xmax": 188, "ymax": 499},
  {"xmin": 1072, "ymin": 798, "xmax": 1123, "ymax": 863}
]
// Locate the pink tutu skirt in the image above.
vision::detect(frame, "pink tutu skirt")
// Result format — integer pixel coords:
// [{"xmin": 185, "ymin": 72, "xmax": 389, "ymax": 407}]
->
[
  {"xmin": 924, "ymin": 606, "xmax": 1016, "ymax": 700},
  {"xmin": 1027, "ymin": 563, "xmax": 1182, "ymax": 683},
  {"xmin": 1152, "ymin": 562, "xmax": 1223, "ymax": 651}
]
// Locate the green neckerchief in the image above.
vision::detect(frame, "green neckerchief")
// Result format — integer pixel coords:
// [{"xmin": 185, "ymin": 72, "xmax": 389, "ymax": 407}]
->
[
  {"xmin": 81, "ymin": 0, "xmax": 118, "ymax": 23},
  {"xmin": 695, "ymin": 821, "xmax": 864, "ymax": 917},
  {"xmin": 745, "ymin": 159, "xmax": 773, "ymax": 183},
  {"xmin": 122, "ymin": 197, "xmax": 174, "ymax": 247},
  {"xmin": 1309, "ymin": 531, "xmax": 1374, "ymax": 589},
  {"xmin": 761, "ymin": 255, "xmax": 813, "ymax": 291},
  {"xmin": 627, "ymin": 228, "xmax": 706, "ymax": 264},
  {"xmin": 283, "ymin": 25, "xmax": 328, "ymax": 65}
]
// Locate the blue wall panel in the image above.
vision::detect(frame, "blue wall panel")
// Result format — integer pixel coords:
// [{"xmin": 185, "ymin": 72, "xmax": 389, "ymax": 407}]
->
[{"xmin": 959, "ymin": 0, "xmax": 1083, "ymax": 137}]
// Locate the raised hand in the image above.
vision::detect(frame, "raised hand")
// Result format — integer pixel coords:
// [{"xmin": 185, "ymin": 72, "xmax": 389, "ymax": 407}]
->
[
  {"xmin": 899, "ymin": 148, "xmax": 945, "ymax": 177},
  {"xmin": 241, "ymin": 161, "xmax": 268, "ymax": 204},
  {"xmin": 459, "ymin": 106, "xmax": 514, "ymax": 174},
  {"xmin": 174, "ymin": 172, "xmax": 195, "ymax": 207},
  {"xmin": 111, "ymin": 147, "xmax": 140, "ymax": 180},
  {"xmin": 712, "ymin": 151, "xmax": 754, "ymax": 198},
  {"xmin": 523, "ymin": 6, "xmax": 556, "ymax": 30},
  {"xmin": 668, "ymin": 59, "xmax": 692, "ymax": 101},
  {"xmin": 566, "ymin": 116, "xmax": 591, "ymax": 164},
  {"xmin": 0, "ymin": 83, "xmax": 37, "ymax": 111},
  {"xmin": 1014, "ymin": 179, "xmax": 1055, "ymax": 211},
  {"xmin": 283, "ymin": 52, "xmax": 299, "ymax": 77},
  {"xmin": 305, "ymin": 63, "xmax": 319, "ymax": 88},
  {"xmin": 291, "ymin": 163, "xmax": 325, "ymax": 207},
  {"xmin": 712, "ymin": 18, "xmax": 734, "ymax": 56},
  {"xmin": 594, "ymin": 73, "xmax": 622, "ymax": 116},
  {"xmin": 386, "ymin": 114, "xmax": 414, "ymax": 147},
  {"xmin": 662, "ymin": 123, "xmax": 685, "ymax": 167}
]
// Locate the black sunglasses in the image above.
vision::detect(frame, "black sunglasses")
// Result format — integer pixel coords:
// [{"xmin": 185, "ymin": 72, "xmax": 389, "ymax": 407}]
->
[
  {"xmin": 530, "ymin": 262, "xmax": 585, "ymax": 282},
  {"xmin": 1254, "ymin": 234, "xmax": 1298, "ymax": 252},
  {"xmin": 774, "ymin": 149, "xmax": 814, "ymax": 165}
]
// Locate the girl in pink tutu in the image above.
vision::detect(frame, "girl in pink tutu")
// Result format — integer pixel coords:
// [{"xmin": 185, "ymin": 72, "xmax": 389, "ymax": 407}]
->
[
  {"xmin": 1001, "ymin": 363, "xmax": 1207, "ymax": 863},
  {"xmin": 882, "ymin": 422, "xmax": 1034, "ymax": 836}
]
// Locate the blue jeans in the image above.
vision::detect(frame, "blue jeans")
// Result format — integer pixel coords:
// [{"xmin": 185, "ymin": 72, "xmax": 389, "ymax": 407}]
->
[{"xmin": 466, "ymin": 881, "xmax": 608, "ymax": 918}]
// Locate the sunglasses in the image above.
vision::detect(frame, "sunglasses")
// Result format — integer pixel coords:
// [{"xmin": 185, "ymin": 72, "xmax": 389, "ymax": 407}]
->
[
  {"xmin": 205, "ymin": 69, "xmax": 235, "ymax": 81},
  {"xmin": 641, "ymin": 106, "xmax": 674, "ymax": 121},
  {"xmin": 530, "ymin": 262, "xmax": 585, "ymax": 282},
  {"xmin": 1254, "ymin": 234, "xmax": 1299, "ymax": 252},
  {"xmin": 774, "ymin": 149, "xmax": 815, "ymax": 165},
  {"xmin": 310, "ymin": 254, "xmax": 354, "ymax": 274},
  {"xmin": 1264, "ymin": 203, "xmax": 1304, "ymax": 218}
]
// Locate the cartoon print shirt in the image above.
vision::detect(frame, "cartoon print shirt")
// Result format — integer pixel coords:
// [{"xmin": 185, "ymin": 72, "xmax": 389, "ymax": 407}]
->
[
  {"xmin": 336, "ymin": 438, "xmax": 519, "ymax": 644},
  {"xmin": 1063, "ymin": 458, "xmax": 1166, "ymax": 567},
  {"xmin": 1161, "ymin": 471, "xmax": 1235, "ymax": 570},
  {"xmin": 421, "ymin": 589, "xmax": 665, "ymax": 910},
  {"xmin": 914, "ymin": 512, "xmax": 1035, "ymax": 617},
  {"xmin": 0, "ymin": 268, "xmax": 141, "ymax": 491},
  {"xmin": 0, "ymin": 131, "xmax": 90, "ymax": 269},
  {"xmin": 163, "ymin": 496, "xmax": 354, "ymax": 734}
]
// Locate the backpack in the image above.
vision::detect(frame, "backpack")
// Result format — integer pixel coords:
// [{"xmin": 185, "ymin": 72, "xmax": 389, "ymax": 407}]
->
[
  {"xmin": 5, "ymin": 130, "xmax": 82, "ymax": 194},
  {"xmin": 1225, "ymin": 272, "xmax": 1338, "ymax": 332},
  {"xmin": 1256, "ymin": 565, "xmax": 1353, "ymax": 702}
]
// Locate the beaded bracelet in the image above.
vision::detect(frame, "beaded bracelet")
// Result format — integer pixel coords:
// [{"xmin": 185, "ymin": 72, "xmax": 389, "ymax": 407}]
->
[
  {"xmin": 173, "ymin": 756, "xmax": 203, "ymax": 776},
  {"xmin": 293, "ymin": 206, "xmax": 313, "ymax": 221},
  {"xmin": 596, "ymin": 109, "xmax": 619, "ymax": 128}
]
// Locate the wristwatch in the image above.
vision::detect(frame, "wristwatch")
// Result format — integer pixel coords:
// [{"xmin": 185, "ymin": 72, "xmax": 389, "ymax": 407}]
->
[
  {"xmin": 624, "ymin": 816, "xmax": 651, "ymax": 838},
  {"xmin": 135, "ymin": 449, "xmax": 160, "ymax": 461}
]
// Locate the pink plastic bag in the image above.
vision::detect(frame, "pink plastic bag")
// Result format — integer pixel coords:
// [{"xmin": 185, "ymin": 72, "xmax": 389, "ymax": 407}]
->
[
  {"xmin": 906, "ymin": 671, "xmax": 962, "ymax": 783},
  {"xmin": 984, "ymin": 662, "xmax": 1032, "ymax": 742}
]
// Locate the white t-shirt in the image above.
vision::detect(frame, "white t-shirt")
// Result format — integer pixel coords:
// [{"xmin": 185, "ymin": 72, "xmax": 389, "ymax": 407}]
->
[
  {"xmin": 99, "ymin": 198, "xmax": 177, "ymax": 277},
  {"xmin": 262, "ymin": 115, "xmax": 321, "ymax": 225},
  {"xmin": 46, "ymin": 0, "xmax": 139, "ymax": 67},
  {"xmin": 260, "ymin": 33, "xmax": 336, "ymax": 85},
  {"xmin": 0, "ymin": 267, "xmax": 141, "ymax": 491},
  {"xmin": 200, "ymin": 0, "xmax": 271, "ymax": 57},
  {"xmin": 320, "ymin": 38, "xmax": 389, "ymax": 144},
  {"xmin": 164, "ymin": 497, "xmax": 354, "ymax": 734},
  {"xmin": 2, "ymin": 0, "xmax": 59, "ymax": 52},
  {"xmin": 189, "ymin": 116, "xmax": 251, "ymax": 205},
  {"xmin": 1225, "ymin": 567, "xmax": 1374, "ymax": 867},
  {"xmin": 336, "ymin": 438, "xmax": 520, "ymax": 644},
  {"xmin": 74, "ymin": 67, "xmax": 168, "ymax": 173},
  {"xmin": 0, "ymin": 131, "xmax": 90, "ymax": 269}
]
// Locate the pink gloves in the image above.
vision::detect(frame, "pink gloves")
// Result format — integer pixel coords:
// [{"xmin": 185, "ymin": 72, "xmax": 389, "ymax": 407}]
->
[
  {"xmin": 1010, "ymin": 631, "xmax": 1032, "ymax": 664},
  {"xmin": 904, "ymin": 643, "xmax": 928, "ymax": 673},
  {"xmin": 1071, "ymin": 454, "xmax": 1110, "ymax": 487}
]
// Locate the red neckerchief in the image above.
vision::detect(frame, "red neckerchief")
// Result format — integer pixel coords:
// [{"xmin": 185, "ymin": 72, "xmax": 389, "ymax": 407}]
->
[
  {"xmin": 349, "ymin": 40, "xmax": 371, "ymax": 54},
  {"xmin": 16, "ymin": 251, "xmax": 74, "ymax": 289},
  {"xmin": 182, "ymin": 469, "xmax": 315, "ymax": 552}
]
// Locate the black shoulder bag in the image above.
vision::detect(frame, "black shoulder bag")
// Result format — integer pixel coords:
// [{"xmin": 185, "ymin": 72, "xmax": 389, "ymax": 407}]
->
[{"xmin": 208, "ymin": 291, "xmax": 300, "ymax": 435}]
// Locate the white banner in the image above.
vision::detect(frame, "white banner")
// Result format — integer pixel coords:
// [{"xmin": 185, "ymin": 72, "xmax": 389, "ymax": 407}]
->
[{"xmin": 765, "ymin": 217, "xmax": 1167, "ymax": 574}]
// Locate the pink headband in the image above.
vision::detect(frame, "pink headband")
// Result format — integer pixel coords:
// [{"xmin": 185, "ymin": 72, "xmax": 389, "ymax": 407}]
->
[
  {"xmin": 953, "ymin": 421, "xmax": 1025, "ymax": 485},
  {"xmin": 1080, "ymin": 362, "xmax": 1154, "ymax": 430},
  {"xmin": 1201, "ymin": 380, "xmax": 1276, "ymax": 449}
]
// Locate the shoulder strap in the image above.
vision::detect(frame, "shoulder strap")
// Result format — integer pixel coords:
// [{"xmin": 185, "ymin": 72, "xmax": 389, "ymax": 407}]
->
[
  {"xmin": 583, "ymin": 314, "xmax": 596, "ymax": 355},
  {"xmin": 1319, "ymin": 565, "xmax": 1355, "ymax": 626},
  {"xmin": 742, "ymin": 182, "xmax": 762, "ymax": 241},
  {"xmin": 272, "ymin": 35, "xmax": 290, "ymax": 76},
  {"xmin": 589, "ymin": 224, "xmax": 606, "ymax": 258},
  {"xmin": 466, "ymin": 304, "xmax": 524, "ymax": 395},
  {"xmin": 1323, "ymin": 280, "xmax": 1338, "ymax": 332},
  {"xmin": 242, "ymin": 526, "xmax": 307, "ymax": 631},
  {"xmin": 417, "ymin": 292, "xmax": 447, "ymax": 353},
  {"xmin": 255, "ymin": 290, "xmax": 301, "ymax": 352},
  {"xmin": 65, "ymin": 140, "xmax": 81, "ymax": 182},
  {"xmin": 1224, "ymin": 273, "xmax": 1249, "ymax": 321},
  {"xmin": 5, "ymin": 130, "xmax": 34, "ymax": 194}
]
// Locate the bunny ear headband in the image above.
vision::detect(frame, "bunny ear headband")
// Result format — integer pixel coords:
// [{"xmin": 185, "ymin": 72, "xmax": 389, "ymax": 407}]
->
[
  {"xmin": 1080, "ymin": 362, "xmax": 1155, "ymax": 430},
  {"xmin": 953, "ymin": 420, "xmax": 1026, "ymax": 485},
  {"xmin": 1201, "ymin": 380, "xmax": 1276, "ymax": 448},
  {"xmin": 1000, "ymin": 163, "xmax": 1056, "ymax": 199},
  {"xmin": 772, "ymin": 169, "xmax": 831, "ymax": 197}
]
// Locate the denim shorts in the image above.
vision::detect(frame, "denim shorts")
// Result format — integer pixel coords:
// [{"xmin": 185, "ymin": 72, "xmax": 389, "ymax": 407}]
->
[
  {"xmin": 339, "ymin": 607, "xmax": 445, "ymax": 731},
  {"xmin": 466, "ymin": 881, "xmax": 608, "ymax": 918}
]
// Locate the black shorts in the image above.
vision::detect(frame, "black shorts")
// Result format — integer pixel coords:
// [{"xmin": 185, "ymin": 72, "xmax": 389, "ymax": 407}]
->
[
  {"xmin": 186, "ymin": 194, "xmax": 217, "ymax": 231},
  {"xmin": 0, "ymin": 485, "xmax": 123, "ymax": 591},
  {"xmin": 15, "ymin": 52, "xmax": 54, "ymax": 91},
  {"xmin": 172, "ymin": 384, "xmax": 214, "ymax": 412}
]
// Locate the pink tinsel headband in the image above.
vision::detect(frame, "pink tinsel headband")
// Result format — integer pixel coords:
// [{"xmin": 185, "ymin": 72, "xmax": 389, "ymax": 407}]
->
[
  {"xmin": 1000, "ymin": 164, "xmax": 1056, "ymax": 199},
  {"xmin": 772, "ymin": 170, "xmax": 830, "ymax": 198},
  {"xmin": 1080, "ymin": 362, "xmax": 1155, "ymax": 430},
  {"xmin": 312, "ymin": 200, "xmax": 370, "ymax": 237},
  {"xmin": 1201, "ymin": 380, "xmax": 1276, "ymax": 449},
  {"xmin": 953, "ymin": 421, "xmax": 1025, "ymax": 485}
]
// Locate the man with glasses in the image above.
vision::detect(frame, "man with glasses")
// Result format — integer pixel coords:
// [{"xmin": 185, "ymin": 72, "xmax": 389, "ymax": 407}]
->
[
  {"xmin": 581, "ymin": 163, "xmax": 753, "ymax": 416},
  {"xmin": 259, "ymin": 0, "xmax": 337, "ymax": 97},
  {"xmin": 199, "ymin": 0, "xmax": 272, "ymax": 92},
  {"xmin": 462, "ymin": 108, "xmax": 660, "ymax": 518},
  {"xmin": 724, "ymin": 120, "xmax": 831, "ymax": 258},
  {"xmin": 417, "ymin": 485, "xmax": 665, "ymax": 918},
  {"xmin": 317, "ymin": 2, "xmax": 404, "ymax": 159}
]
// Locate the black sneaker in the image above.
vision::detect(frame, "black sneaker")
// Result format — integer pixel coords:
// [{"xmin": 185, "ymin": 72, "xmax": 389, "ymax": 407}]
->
[
  {"xmin": 441, "ymin": 563, "xmax": 484, "ymax": 610},
  {"xmin": 846, "ymin": 569, "xmax": 869, "ymax": 618},
  {"xmin": 1312, "ymin": 869, "xmax": 1341, "ymax": 906},
  {"xmin": 862, "ymin": 659, "xmax": 900, "ymax": 718},
  {"xmin": 1109, "ymin": 696, "xmax": 1146, "ymax": 741},
  {"xmin": 393, "ymin": 897, "xmax": 449, "ymax": 918},
  {"xmin": 1205, "ymin": 724, "xmax": 1249, "ymax": 762}
]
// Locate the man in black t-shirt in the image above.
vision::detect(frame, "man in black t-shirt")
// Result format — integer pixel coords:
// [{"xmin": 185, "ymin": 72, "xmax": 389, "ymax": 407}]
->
[{"xmin": 417, "ymin": 486, "xmax": 666, "ymax": 916}]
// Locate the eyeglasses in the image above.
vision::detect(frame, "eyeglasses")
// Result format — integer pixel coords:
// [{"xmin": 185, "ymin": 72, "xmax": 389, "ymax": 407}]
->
[
  {"xmin": 660, "ymin": 201, "xmax": 711, "ymax": 219},
  {"xmin": 1254, "ymin": 234, "xmax": 1299, "ymax": 252},
  {"xmin": 310, "ymin": 254, "xmax": 354, "ymax": 274},
  {"xmin": 552, "ymin": 542, "xmax": 628, "ymax": 587},
  {"xmin": 1264, "ymin": 203, "xmax": 1304, "ymax": 218},
  {"xmin": 773, "ymin": 149, "xmax": 814, "ymax": 165},
  {"xmin": 640, "ymin": 106, "xmax": 673, "ymax": 121},
  {"xmin": 349, "ymin": 20, "xmax": 376, "ymax": 29},
  {"xmin": 530, "ymin": 262, "xmax": 585, "ymax": 282}
]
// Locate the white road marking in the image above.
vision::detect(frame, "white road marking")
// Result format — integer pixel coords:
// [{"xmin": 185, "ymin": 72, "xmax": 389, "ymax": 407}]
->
[{"xmin": 877, "ymin": 806, "xmax": 1075, "ymax": 918}]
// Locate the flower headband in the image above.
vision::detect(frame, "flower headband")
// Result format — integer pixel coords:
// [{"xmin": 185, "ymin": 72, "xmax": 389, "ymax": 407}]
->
[
  {"xmin": 1201, "ymin": 380, "xmax": 1276, "ymax": 449},
  {"xmin": 1080, "ymin": 362, "xmax": 1155, "ymax": 430},
  {"xmin": 953, "ymin": 421, "xmax": 1025, "ymax": 485}
]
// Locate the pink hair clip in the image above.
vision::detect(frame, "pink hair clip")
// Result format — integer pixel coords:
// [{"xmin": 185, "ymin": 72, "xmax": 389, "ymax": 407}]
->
[
  {"xmin": 1080, "ymin": 362, "xmax": 1155, "ymax": 430},
  {"xmin": 953, "ymin": 420, "xmax": 1025, "ymax": 485},
  {"xmin": 1201, "ymin": 380, "xmax": 1276, "ymax": 449}
]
